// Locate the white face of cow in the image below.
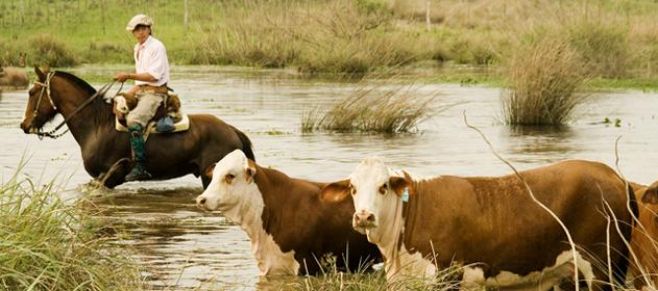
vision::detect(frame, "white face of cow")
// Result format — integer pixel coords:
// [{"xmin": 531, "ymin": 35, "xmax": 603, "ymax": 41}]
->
[
  {"xmin": 346, "ymin": 157, "xmax": 409, "ymax": 242},
  {"xmin": 195, "ymin": 150, "xmax": 257, "ymax": 213}
]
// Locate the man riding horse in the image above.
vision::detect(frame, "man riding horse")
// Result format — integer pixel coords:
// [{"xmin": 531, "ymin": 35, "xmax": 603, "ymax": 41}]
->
[{"xmin": 114, "ymin": 14, "xmax": 170, "ymax": 181}]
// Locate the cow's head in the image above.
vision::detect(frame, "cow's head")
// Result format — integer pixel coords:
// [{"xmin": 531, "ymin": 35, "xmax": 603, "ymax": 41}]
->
[
  {"xmin": 195, "ymin": 150, "xmax": 257, "ymax": 212},
  {"xmin": 642, "ymin": 181, "xmax": 658, "ymax": 204},
  {"xmin": 321, "ymin": 157, "xmax": 410, "ymax": 242}
]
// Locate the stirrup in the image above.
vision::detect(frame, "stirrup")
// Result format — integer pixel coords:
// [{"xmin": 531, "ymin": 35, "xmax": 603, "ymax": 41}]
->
[{"xmin": 125, "ymin": 166, "xmax": 152, "ymax": 181}]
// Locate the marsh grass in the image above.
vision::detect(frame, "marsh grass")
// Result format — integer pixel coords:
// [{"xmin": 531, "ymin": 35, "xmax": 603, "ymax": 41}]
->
[
  {"xmin": 191, "ymin": 0, "xmax": 426, "ymax": 76},
  {"xmin": 28, "ymin": 34, "xmax": 78, "ymax": 67},
  {"xmin": 266, "ymin": 255, "xmax": 463, "ymax": 291},
  {"xmin": 0, "ymin": 167, "xmax": 142, "ymax": 290},
  {"xmin": 502, "ymin": 36, "xmax": 588, "ymax": 126},
  {"xmin": 302, "ymin": 79, "xmax": 437, "ymax": 133},
  {"xmin": 567, "ymin": 20, "xmax": 630, "ymax": 79},
  {"xmin": 4, "ymin": 0, "xmax": 658, "ymax": 85}
]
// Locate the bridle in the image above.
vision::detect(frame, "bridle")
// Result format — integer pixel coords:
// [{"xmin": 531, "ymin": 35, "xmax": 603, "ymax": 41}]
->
[{"xmin": 28, "ymin": 71, "xmax": 117, "ymax": 139}]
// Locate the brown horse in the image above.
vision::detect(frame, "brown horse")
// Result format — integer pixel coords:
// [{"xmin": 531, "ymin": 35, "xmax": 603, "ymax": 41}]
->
[{"xmin": 20, "ymin": 67, "xmax": 255, "ymax": 189}]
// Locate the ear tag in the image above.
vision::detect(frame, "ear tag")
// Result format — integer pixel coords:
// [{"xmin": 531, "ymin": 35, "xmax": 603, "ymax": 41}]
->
[{"xmin": 401, "ymin": 188, "xmax": 409, "ymax": 202}]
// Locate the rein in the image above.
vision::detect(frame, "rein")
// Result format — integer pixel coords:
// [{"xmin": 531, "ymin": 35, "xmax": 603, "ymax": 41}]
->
[{"xmin": 30, "ymin": 72, "xmax": 116, "ymax": 139}]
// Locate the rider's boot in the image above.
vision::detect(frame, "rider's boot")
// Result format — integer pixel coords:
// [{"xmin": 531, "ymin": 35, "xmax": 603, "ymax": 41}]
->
[{"xmin": 125, "ymin": 124, "xmax": 152, "ymax": 181}]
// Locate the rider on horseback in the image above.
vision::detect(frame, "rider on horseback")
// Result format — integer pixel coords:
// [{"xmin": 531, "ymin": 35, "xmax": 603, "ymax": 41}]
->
[{"xmin": 114, "ymin": 14, "xmax": 171, "ymax": 182}]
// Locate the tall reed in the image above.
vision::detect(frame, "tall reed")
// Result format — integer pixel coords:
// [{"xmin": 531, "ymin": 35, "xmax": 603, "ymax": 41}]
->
[
  {"xmin": 502, "ymin": 36, "xmax": 588, "ymax": 126},
  {"xmin": 0, "ymin": 168, "xmax": 141, "ymax": 290},
  {"xmin": 302, "ymin": 80, "xmax": 436, "ymax": 133}
]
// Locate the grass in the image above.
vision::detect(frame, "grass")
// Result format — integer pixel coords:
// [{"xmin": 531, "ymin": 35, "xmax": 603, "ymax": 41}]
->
[
  {"xmin": 0, "ymin": 165, "xmax": 142, "ymax": 290},
  {"xmin": 502, "ymin": 34, "xmax": 589, "ymax": 126},
  {"xmin": 2, "ymin": 0, "xmax": 658, "ymax": 87},
  {"xmin": 254, "ymin": 254, "xmax": 463, "ymax": 291},
  {"xmin": 302, "ymin": 79, "xmax": 437, "ymax": 133}
]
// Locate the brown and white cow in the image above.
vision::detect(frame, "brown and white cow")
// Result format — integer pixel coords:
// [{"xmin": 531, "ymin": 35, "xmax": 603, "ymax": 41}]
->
[
  {"xmin": 629, "ymin": 181, "xmax": 658, "ymax": 290},
  {"xmin": 321, "ymin": 158, "xmax": 636, "ymax": 290},
  {"xmin": 195, "ymin": 150, "xmax": 380, "ymax": 276}
]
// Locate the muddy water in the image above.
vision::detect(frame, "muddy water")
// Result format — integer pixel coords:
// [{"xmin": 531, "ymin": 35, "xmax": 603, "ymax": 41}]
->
[{"xmin": 1, "ymin": 66, "xmax": 657, "ymax": 289}]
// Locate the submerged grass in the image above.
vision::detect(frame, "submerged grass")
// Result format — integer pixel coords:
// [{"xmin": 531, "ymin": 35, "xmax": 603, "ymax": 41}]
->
[
  {"xmin": 302, "ymin": 79, "xmax": 437, "ymax": 133},
  {"xmin": 0, "ymin": 166, "xmax": 142, "ymax": 290}
]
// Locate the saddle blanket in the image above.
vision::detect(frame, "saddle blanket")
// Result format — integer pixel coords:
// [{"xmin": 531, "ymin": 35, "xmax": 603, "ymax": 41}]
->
[{"xmin": 115, "ymin": 114, "xmax": 190, "ymax": 133}]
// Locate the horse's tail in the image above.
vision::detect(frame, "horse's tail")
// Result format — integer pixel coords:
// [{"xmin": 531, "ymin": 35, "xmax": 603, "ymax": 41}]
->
[{"xmin": 232, "ymin": 126, "xmax": 255, "ymax": 162}]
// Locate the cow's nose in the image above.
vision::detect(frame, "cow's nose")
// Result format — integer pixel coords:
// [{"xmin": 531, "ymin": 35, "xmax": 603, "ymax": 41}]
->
[
  {"xmin": 196, "ymin": 196, "xmax": 207, "ymax": 207},
  {"xmin": 20, "ymin": 122, "xmax": 29, "ymax": 133},
  {"xmin": 354, "ymin": 210, "xmax": 376, "ymax": 226}
]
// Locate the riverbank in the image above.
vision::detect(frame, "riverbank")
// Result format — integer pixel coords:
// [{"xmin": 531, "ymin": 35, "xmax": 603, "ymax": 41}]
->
[{"xmin": 2, "ymin": 0, "xmax": 658, "ymax": 90}]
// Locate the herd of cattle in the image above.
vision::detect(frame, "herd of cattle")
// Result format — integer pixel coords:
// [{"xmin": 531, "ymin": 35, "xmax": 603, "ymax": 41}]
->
[
  {"xmin": 7, "ymin": 63, "xmax": 656, "ymax": 289},
  {"xmin": 196, "ymin": 149, "xmax": 658, "ymax": 290}
]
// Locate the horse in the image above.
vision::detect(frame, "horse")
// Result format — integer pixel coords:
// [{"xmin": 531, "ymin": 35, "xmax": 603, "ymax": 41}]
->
[{"xmin": 20, "ymin": 67, "xmax": 255, "ymax": 189}]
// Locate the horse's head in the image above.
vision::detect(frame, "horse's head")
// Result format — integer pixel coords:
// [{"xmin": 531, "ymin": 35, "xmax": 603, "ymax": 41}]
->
[{"xmin": 20, "ymin": 67, "xmax": 58, "ymax": 134}]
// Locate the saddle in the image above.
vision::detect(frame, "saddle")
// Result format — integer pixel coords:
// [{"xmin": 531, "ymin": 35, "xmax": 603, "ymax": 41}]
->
[{"xmin": 112, "ymin": 91, "xmax": 189, "ymax": 133}]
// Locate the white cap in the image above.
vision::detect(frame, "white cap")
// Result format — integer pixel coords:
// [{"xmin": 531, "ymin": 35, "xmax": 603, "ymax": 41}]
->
[{"xmin": 126, "ymin": 14, "xmax": 153, "ymax": 31}]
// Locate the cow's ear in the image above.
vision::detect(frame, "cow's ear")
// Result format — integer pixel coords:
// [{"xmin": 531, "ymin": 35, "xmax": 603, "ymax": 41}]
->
[
  {"xmin": 390, "ymin": 171, "xmax": 413, "ymax": 196},
  {"xmin": 245, "ymin": 159, "xmax": 257, "ymax": 183},
  {"xmin": 642, "ymin": 181, "xmax": 658, "ymax": 204},
  {"xmin": 35, "ymin": 66, "xmax": 45, "ymax": 81},
  {"xmin": 321, "ymin": 179, "xmax": 350, "ymax": 203},
  {"xmin": 204, "ymin": 163, "xmax": 216, "ymax": 179}
]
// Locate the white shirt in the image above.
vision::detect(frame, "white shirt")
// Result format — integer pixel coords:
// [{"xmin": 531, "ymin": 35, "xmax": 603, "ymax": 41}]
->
[{"xmin": 134, "ymin": 36, "xmax": 170, "ymax": 87}]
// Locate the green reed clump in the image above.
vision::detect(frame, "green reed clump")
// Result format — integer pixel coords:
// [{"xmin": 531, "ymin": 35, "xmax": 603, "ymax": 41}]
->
[
  {"xmin": 28, "ymin": 34, "xmax": 78, "ymax": 67},
  {"xmin": 0, "ymin": 172, "xmax": 141, "ymax": 290},
  {"xmin": 302, "ymin": 80, "xmax": 436, "ymax": 133},
  {"xmin": 502, "ymin": 36, "xmax": 588, "ymax": 126}
]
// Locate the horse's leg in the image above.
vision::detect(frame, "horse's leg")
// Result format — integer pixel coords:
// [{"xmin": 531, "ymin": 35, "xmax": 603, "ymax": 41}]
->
[{"xmin": 100, "ymin": 158, "xmax": 132, "ymax": 189}]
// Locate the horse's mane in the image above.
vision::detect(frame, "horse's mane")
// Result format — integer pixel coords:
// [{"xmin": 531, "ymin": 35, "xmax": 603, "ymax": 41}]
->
[
  {"xmin": 54, "ymin": 71, "xmax": 98, "ymax": 96},
  {"xmin": 53, "ymin": 70, "xmax": 114, "ymax": 125}
]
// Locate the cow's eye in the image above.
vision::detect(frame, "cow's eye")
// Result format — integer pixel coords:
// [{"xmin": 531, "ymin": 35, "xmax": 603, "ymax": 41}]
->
[
  {"xmin": 224, "ymin": 173, "xmax": 235, "ymax": 184},
  {"xmin": 349, "ymin": 184, "xmax": 356, "ymax": 195},
  {"xmin": 378, "ymin": 184, "xmax": 387, "ymax": 195}
]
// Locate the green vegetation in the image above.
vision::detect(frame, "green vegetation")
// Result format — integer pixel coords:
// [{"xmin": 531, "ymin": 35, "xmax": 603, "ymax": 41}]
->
[
  {"xmin": 0, "ymin": 166, "xmax": 142, "ymax": 290},
  {"xmin": 2, "ymin": 0, "xmax": 658, "ymax": 87}
]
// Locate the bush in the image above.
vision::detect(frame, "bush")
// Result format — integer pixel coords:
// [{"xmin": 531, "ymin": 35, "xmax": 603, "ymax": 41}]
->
[
  {"xmin": 502, "ymin": 36, "xmax": 588, "ymax": 126},
  {"xmin": 28, "ymin": 34, "xmax": 78, "ymax": 67}
]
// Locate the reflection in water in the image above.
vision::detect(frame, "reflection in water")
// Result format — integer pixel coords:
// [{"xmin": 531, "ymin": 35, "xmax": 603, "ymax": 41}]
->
[
  {"xmin": 503, "ymin": 126, "xmax": 578, "ymax": 164},
  {"xmin": 1, "ymin": 66, "xmax": 658, "ymax": 289}
]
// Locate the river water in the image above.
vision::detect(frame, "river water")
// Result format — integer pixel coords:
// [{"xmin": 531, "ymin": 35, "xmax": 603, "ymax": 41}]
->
[{"xmin": 1, "ymin": 66, "xmax": 656, "ymax": 289}]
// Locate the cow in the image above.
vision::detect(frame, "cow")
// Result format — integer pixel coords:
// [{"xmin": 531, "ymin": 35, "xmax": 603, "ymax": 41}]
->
[
  {"xmin": 629, "ymin": 181, "xmax": 658, "ymax": 290},
  {"xmin": 195, "ymin": 150, "xmax": 381, "ymax": 276},
  {"xmin": 321, "ymin": 158, "xmax": 636, "ymax": 290},
  {"xmin": 0, "ymin": 66, "xmax": 29, "ymax": 89}
]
